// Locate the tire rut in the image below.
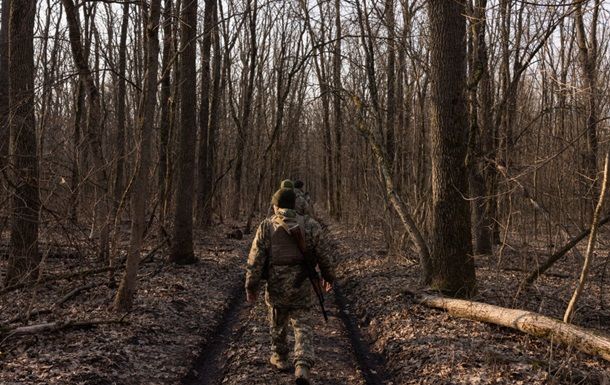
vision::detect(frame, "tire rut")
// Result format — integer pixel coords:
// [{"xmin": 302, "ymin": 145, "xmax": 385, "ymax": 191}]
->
[{"xmin": 183, "ymin": 286, "xmax": 389, "ymax": 384}]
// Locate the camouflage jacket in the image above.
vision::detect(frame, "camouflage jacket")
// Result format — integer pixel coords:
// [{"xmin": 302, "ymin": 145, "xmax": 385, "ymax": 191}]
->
[
  {"xmin": 245, "ymin": 208, "xmax": 335, "ymax": 308},
  {"xmin": 294, "ymin": 188, "xmax": 313, "ymax": 216}
]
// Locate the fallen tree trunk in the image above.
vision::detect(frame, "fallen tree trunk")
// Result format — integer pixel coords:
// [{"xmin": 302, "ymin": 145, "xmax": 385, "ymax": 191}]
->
[
  {"xmin": 413, "ymin": 293, "xmax": 610, "ymax": 362},
  {"xmin": 1, "ymin": 318, "xmax": 127, "ymax": 337}
]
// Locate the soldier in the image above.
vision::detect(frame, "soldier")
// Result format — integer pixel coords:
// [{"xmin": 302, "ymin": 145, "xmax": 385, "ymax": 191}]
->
[
  {"xmin": 245, "ymin": 188, "xmax": 335, "ymax": 385},
  {"xmin": 293, "ymin": 180, "xmax": 313, "ymax": 217}
]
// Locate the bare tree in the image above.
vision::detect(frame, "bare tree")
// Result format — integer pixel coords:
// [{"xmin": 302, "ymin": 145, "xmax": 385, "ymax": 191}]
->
[
  {"xmin": 169, "ymin": 0, "xmax": 198, "ymax": 264},
  {"xmin": 62, "ymin": 0, "xmax": 111, "ymax": 261},
  {"xmin": 114, "ymin": 0, "xmax": 162, "ymax": 311},
  {"xmin": 332, "ymin": 0, "xmax": 342, "ymax": 218},
  {"xmin": 428, "ymin": 0, "xmax": 476, "ymax": 296},
  {"xmin": 574, "ymin": 0, "xmax": 600, "ymax": 211},
  {"xmin": 196, "ymin": 0, "xmax": 217, "ymax": 226},
  {"xmin": 5, "ymin": 0, "xmax": 39, "ymax": 286},
  {"xmin": 0, "ymin": 0, "xmax": 9, "ymax": 168}
]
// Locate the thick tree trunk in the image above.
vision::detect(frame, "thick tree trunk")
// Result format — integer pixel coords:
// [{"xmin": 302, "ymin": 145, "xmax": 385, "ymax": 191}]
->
[
  {"xmin": 427, "ymin": 0, "xmax": 476, "ymax": 296},
  {"xmin": 169, "ymin": 0, "xmax": 198, "ymax": 264},
  {"xmin": 114, "ymin": 0, "xmax": 161, "ymax": 312},
  {"xmin": 415, "ymin": 293, "xmax": 610, "ymax": 362},
  {"xmin": 5, "ymin": 0, "xmax": 39, "ymax": 286}
]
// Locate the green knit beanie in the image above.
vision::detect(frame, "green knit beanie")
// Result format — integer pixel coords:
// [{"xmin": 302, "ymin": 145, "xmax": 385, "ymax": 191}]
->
[
  {"xmin": 271, "ymin": 188, "xmax": 296, "ymax": 209},
  {"xmin": 280, "ymin": 179, "xmax": 294, "ymax": 189}
]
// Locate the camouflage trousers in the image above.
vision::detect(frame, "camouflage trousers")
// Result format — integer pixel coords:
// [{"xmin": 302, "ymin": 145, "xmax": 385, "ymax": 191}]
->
[{"xmin": 268, "ymin": 305, "xmax": 314, "ymax": 368}]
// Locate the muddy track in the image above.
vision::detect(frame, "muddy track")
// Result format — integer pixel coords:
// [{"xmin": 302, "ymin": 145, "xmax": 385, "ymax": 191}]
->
[
  {"xmin": 182, "ymin": 279, "xmax": 249, "ymax": 385},
  {"xmin": 334, "ymin": 284, "xmax": 389, "ymax": 385},
  {"xmin": 182, "ymin": 281, "xmax": 391, "ymax": 385}
]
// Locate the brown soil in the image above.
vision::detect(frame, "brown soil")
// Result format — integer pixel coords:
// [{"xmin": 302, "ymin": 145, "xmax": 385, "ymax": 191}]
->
[
  {"xmin": 186, "ymin": 290, "xmax": 368, "ymax": 385},
  {"xmin": 332, "ymin": 224, "xmax": 610, "ymax": 385},
  {"xmin": 0, "ymin": 225, "xmax": 249, "ymax": 385},
  {"xmin": 2, "ymin": 220, "xmax": 609, "ymax": 385}
]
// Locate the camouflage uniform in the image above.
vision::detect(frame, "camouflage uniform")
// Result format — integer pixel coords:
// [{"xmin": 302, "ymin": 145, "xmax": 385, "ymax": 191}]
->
[
  {"xmin": 245, "ymin": 208, "xmax": 335, "ymax": 368},
  {"xmin": 294, "ymin": 188, "xmax": 314, "ymax": 217}
]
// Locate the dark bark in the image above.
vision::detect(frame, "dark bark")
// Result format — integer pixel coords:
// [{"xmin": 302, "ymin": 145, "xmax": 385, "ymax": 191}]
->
[
  {"xmin": 169, "ymin": 0, "xmax": 198, "ymax": 264},
  {"xmin": 384, "ymin": 0, "xmax": 396, "ymax": 170},
  {"xmin": 62, "ymin": 0, "xmax": 110, "ymax": 261},
  {"xmin": 5, "ymin": 0, "xmax": 39, "ymax": 286},
  {"xmin": 427, "ymin": 0, "xmax": 476, "ymax": 296},
  {"xmin": 196, "ymin": 0, "xmax": 216, "ymax": 226},
  {"xmin": 112, "ymin": 3, "xmax": 129, "ymax": 225},
  {"xmin": 231, "ymin": 0, "xmax": 257, "ymax": 220},
  {"xmin": 468, "ymin": 0, "xmax": 493, "ymax": 255},
  {"xmin": 201, "ymin": 2, "xmax": 222, "ymax": 225},
  {"xmin": 0, "ymin": 0, "xmax": 10, "ymax": 168},
  {"xmin": 158, "ymin": 0, "xmax": 173, "ymax": 228},
  {"xmin": 332, "ymin": 0, "xmax": 342, "ymax": 219},
  {"xmin": 574, "ymin": 0, "xmax": 600, "ymax": 212}
]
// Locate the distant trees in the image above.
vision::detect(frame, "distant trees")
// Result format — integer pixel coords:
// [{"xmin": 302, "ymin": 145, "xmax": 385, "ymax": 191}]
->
[
  {"xmin": 1, "ymin": 0, "xmax": 608, "ymax": 304},
  {"xmin": 5, "ymin": 0, "xmax": 39, "ymax": 286}
]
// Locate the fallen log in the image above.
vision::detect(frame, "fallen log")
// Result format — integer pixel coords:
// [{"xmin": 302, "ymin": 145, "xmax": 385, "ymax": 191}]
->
[
  {"xmin": 1, "ymin": 318, "xmax": 127, "ymax": 337},
  {"xmin": 412, "ymin": 292, "xmax": 610, "ymax": 362}
]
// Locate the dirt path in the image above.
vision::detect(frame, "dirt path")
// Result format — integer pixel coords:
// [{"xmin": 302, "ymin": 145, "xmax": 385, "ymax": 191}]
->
[{"xmin": 185, "ymin": 289, "xmax": 376, "ymax": 385}]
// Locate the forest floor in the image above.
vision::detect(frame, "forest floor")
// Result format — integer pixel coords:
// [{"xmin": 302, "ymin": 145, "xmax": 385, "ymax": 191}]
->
[
  {"xmin": 0, "ymin": 223, "xmax": 250, "ymax": 385},
  {"xmin": 1, "ymin": 219, "xmax": 609, "ymax": 384}
]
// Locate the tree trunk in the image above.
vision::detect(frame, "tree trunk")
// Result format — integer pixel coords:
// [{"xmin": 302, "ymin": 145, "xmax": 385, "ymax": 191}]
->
[
  {"xmin": 332, "ymin": 0, "xmax": 342, "ymax": 219},
  {"xmin": 427, "ymin": 0, "xmax": 476, "ymax": 296},
  {"xmin": 62, "ymin": 0, "xmax": 110, "ymax": 261},
  {"xmin": 415, "ymin": 293, "xmax": 610, "ymax": 363},
  {"xmin": 158, "ymin": 0, "xmax": 173, "ymax": 229},
  {"xmin": 564, "ymin": 151, "xmax": 608, "ymax": 323},
  {"xmin": 196, "ymin": 0, "xmax": 216, "ymax": 226},
  {"xmin": 201, "ymin": 3, "xmax": 222, "ymax": 226},
  {"xmin": 468, "ymin": 0, "xmax": 493, "ymax": 255},
  {"xmin": 114, "ymin": 0, "xmax": 161, "ymax": 311},
  {"xmin": 4, "ymin": 0, "xmax": 39, "ymax": 286},
  {"xmin": 574, "ymin": 0, "xmax": 600, "ymax": 215},
  {"xmin": 384, "ymin": 0, "xmax": 396, "ymax": 170},
  {"xmin": 111, "ymin": 2, "xmax": 129, "ymax": 231},
  {"xmin": 0, "ymin": 0, "xmax": 9, "ymax": 169},
  {"xmin": 231, "ymin": 0, "xmax": 257, "ymax": 220},
  {"xmin": 169, "ymin": 0, "xmax": 198, "ymax": 264}
]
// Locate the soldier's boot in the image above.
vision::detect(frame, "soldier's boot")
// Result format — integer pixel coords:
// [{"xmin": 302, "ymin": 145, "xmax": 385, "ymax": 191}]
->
[
  {"xmin": 295, "ymin": 364, "xmax": 312, "ymax": 385},
  {"xmin": 269, "ymin": 353, "xmax": 290, "ymax": 371}
]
